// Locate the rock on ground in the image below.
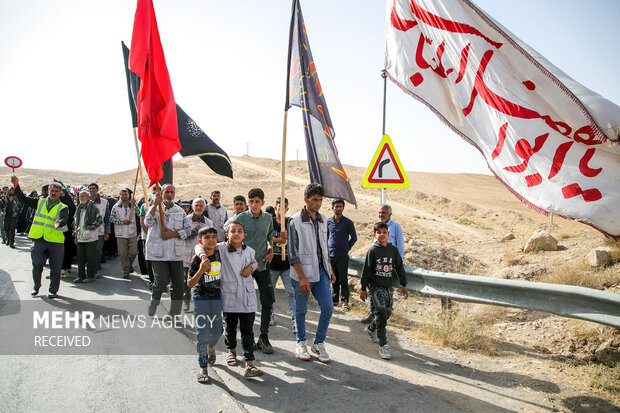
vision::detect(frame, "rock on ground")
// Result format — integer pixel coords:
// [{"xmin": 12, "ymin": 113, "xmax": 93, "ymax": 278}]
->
[
  {"xmin": 524, "ymin": 230, "xmax": 558, "ymax": 253},
  {"xmin": 587, "ymin": 246, "xmax": 613, "ymax": 267}
]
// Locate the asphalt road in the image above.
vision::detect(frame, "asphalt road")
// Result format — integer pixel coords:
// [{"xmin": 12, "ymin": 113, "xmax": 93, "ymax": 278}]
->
[{"xmin": 0, "ymin": 234, "xmax": 608, "ymax": 412}]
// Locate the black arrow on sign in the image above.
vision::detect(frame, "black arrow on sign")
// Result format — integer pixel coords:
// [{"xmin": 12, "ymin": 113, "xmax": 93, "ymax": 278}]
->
[{"xmin": 378, "ymin": 159, "xmax": 390, "ymax": 178}]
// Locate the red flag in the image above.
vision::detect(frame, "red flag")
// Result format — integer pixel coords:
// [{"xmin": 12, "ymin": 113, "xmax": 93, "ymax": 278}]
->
[{"xmin": 129, "ymin": 0, "xmax": 180, "ymax": 186}]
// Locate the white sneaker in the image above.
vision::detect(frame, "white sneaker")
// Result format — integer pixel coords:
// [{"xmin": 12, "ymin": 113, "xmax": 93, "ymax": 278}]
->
[
  {"xmin": 379, "ymin": 344, "xmax": 392, "ymax": 360},
  {"xmin": 311, "ymin": 342, "xmax": 330, "ymax": 363},
  {"xmin": 296, "ymin": 341, "xmax": 311, "ymax": 361},
  {"xmin": 365, "ymin": 325, "xmax": 379, "ymax": 344}
]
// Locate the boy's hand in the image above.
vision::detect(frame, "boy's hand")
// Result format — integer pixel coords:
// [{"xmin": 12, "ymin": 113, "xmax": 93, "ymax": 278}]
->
[
  {"xmin": 241, "ymin": 266, "xmax": 252, "ymax": 278},
  {"xmin": 402, "ymin": 286, "xmax": 409, "ymax": 299},
  {"xmin": 360, "ymin": 290, "xmax": 367, "ymax": 302},
  {"xmin": 199, "ymin": 257, "xmax": 211, "ymax": 273}
]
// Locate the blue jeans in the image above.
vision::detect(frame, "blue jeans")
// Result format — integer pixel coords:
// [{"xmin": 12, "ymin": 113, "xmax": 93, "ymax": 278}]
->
[
  {"xmin": 291, "ymin": 268, "xmax": 333, "ymax": 344},
  {"xmin": 193, "ymin": 296, "xmax": 223, "ymax": 367},
  {"xmin": 270, "ymin": 268, "xmax": 296, "ymax": 317}
]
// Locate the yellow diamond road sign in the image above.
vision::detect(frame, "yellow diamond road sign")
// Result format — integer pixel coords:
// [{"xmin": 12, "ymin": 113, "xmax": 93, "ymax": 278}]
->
[{"xmin": 361, "ymin": 135, "xmax": 410, "ymax": 189}]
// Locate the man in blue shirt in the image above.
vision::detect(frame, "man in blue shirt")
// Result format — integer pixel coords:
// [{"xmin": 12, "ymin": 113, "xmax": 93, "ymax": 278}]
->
[
  {"xmin": 327, "ymin": 199, "xmax": 357, "ymax": 311},
  {"xmin": 378, "ymin": 204, "xmax": 404, "ymax": 258}
]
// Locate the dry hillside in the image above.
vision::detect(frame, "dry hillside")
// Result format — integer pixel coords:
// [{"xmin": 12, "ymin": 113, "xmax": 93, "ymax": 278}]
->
[{"xmin": 4, "ymin": 156, "xmax": 619, "ymax": 404}]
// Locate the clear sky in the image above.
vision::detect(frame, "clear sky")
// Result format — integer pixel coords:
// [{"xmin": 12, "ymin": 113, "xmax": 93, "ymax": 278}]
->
[{"xmin": 1, "ymin": 0, "xmax": 618, "ymax": 177}]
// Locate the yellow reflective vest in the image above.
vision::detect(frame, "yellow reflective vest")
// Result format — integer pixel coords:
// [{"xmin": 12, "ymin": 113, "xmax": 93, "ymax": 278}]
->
[{"xmin": 28, "ymin": 198, "xmax": 68, "ymax": 243}]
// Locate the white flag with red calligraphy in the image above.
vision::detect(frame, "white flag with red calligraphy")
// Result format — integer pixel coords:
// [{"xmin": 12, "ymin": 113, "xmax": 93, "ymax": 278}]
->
[{"xmin": 385, "ymin": 0, "xmax": 620, "ymax": 240}]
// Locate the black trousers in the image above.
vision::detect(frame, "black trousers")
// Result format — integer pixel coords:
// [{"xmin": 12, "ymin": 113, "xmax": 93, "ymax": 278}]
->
[
  {"xmin": 368, "ymin": 286, "xmax": 393, "ymax": 347},
  {"xmin": 31, "ymin": 238, "xmax": 64, "ymax": 294},
  {"xmin": 3, "ymin": 216, "xmax": 17, "ymax": 246},
  {"xmin": 76, "ymin": 240, "xmax": 98, "ymax": 279},
  {"xmin": 137, "ymin": 238, "xmax": 149, "ymax": 275},
  {"xmin": 63, "ymin": 230, "xmax": 76, "ymax": 270},
  {"xmin": 252, "ymin": 268, "xmax": 274, "ymax": 338},
  {"xmin": 150, "ymin": 260, "xmax": 185, "ymax": 316},
  {"xmin": 224, "ymin": 312, "xmax": 255, "ymax": 361},
  {"xmin": 330, "ymin": 256, "xmax": 350, "ymax": 304}
]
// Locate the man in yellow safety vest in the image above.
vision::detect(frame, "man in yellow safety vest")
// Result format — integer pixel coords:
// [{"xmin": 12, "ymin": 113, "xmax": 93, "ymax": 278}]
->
[{"xmin": 12, "ymin": 176, "xmax": 69, "ymax": 298}]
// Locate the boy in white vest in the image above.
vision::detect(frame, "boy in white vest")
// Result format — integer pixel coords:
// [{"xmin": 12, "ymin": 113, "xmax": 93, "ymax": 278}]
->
[
  {"xmin": 110, "ymin": 188, "xmax": 138, "ymax": 279},
  {"xmin": 288, "ymin": 183, "xmax": 335, "ymax": 363}
]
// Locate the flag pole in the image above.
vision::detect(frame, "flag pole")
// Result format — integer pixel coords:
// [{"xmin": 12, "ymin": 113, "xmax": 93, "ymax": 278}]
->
[
  {"xmin": 280, "ymin": 110, "xmax": 288, "ymax": 258},
  {"xmin": 133, "ymin": 127, "xmax": 150, "ymax": 210},
  {"xmin": 281, "ymin": 0, "xmax": 298, "ymax": 259},
  {"xmin": 381, "ymin": 69, "xmax": 388, "ymax": 205}
]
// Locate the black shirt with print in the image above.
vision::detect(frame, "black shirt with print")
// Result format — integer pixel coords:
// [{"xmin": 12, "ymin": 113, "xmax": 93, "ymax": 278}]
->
[
  {"xmin": 188, "ymin": 250, "xmax": 222, "ymax": 297},
  {"xmin": 361, "ymin": 242, "xmax": 407, "ymax": 291}
]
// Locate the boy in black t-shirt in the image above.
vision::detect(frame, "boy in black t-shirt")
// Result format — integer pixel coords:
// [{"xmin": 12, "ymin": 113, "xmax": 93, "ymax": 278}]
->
[
  {"xmin": 269, "ymin": 197, "xmax": 296, "ymax": 330},
  {"xmin": 360, "ymin": 221, "xmax": 408, "ymax": 360},
  {"xmin": 187, "ymin": 226, "xmax": 223, "ymax": 383}
]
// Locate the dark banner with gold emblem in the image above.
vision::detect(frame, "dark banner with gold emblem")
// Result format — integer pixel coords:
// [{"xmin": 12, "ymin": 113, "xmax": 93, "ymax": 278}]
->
[{"xmin": 285, "ymin": 0, "xmax": 357, "ymax": 206}]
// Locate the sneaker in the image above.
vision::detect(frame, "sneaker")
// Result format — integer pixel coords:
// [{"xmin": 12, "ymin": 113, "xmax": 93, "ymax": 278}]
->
[
  {"xmin": 83, "ymin": 277, "xmax": 95, "ymax": 283},
  {"xmin": 295, "ymin": 341, "xmax": 311, "ymax": 361},
  {"xmin": 360, "ymin": 312, "xmax": 374, "ymax": 324},
  {"xmin": 256, "ymin": 336, "xmax": 274, "ymax": 354},
  {"xmin": 183, "ymin": 301, "xmax": 191, "ymax": 312},
  {"xmin": 60, "ymin": 269, "xmax": 68, "ymax": 278},
  {"xmin": 73, "ymin": 277, "xmax": 85, "ymax": 283},
  {"xmin": 47, "ymin": 293, "xmax": 59, "ymax": 299},
  {"xmin": 123, "ymin": 273, "xmax": 130, "ymax": 279},
  {"xmin": 379, "ymin": 344, "xmax": 392, "ymax": 360},
  {"xmin": 342, "ymin": 302, "xmax": 350, "ymax": 312},
  {"xmin": 365, "ymin": 325, "xmax": 380, "ymax": 344},
  {"xmin": 31, "ymin": 288, "xmax": 40, "ymax": 297},
  {"xmin": 269, "ymin": 312, "xmax": 276, "ymax": 326},
  {"xmin": 311, "ymin": 342, "xmax": 330, "ymax": 363}
]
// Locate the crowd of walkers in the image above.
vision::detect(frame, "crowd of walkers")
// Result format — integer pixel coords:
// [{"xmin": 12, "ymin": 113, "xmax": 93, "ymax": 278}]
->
[{"xmin": 5, "ymin": 176, "xmax": 408, "ymax": 383}]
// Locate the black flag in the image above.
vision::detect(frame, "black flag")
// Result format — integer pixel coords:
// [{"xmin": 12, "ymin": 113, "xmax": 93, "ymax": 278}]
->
[
  {"xmin": 285, "ymin": 0, "xmax": 356, "ymax": 206},
  {"xmin": 122, "ymin": 42, "xmax": 233, "ymax": 182}
]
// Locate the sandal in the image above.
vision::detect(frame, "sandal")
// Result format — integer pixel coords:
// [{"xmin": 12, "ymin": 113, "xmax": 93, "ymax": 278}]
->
[
  {"xmin": 226, "ymin": 351, "xmax": 238, "ymax": 366},
  {"xmin": 196, "ymin": 368, "xmax": 209, "ymax": 383},
  {"xmin": 244, "ymin": 365, "xmax": 264, "ymax": 378},
  {"xmin": 208, "ymin": 347, "xmax": 216, "ymax": 366}
]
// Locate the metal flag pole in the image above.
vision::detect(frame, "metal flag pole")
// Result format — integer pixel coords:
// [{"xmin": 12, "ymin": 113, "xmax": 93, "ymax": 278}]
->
[
  {"xmin": 280, "ymin": 110, "xmax": 289, "ymax": 258},
  {"xmin": 381, "ymin": 69, "xmax": 388, "ymax": 205}
]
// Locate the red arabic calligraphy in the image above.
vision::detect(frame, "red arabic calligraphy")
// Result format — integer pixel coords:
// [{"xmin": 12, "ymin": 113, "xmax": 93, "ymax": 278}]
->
[{"xmin": 391, "ymin": 0, "xmax": 606, "ymax": 203}]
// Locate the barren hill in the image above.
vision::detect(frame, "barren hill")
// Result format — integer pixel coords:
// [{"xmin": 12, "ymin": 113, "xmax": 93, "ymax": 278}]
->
[
  {"xmin": 5, "ymin": 156, "xmax": 619, "ymax": 403},
  {"xmin": 94, "ymin": 155, "xmax": 608, "ymax": 279}
]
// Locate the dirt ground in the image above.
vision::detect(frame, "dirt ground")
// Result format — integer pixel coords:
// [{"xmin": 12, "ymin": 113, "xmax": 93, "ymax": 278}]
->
[{"xmin": 3, "ymin": 156, "xmax": 619, "ymax": 408}]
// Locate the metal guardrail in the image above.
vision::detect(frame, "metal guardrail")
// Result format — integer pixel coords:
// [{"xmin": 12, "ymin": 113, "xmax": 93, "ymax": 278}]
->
[{"xmin": 348, "ymin": 257, "xmax": 620, "ymax": 329}]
